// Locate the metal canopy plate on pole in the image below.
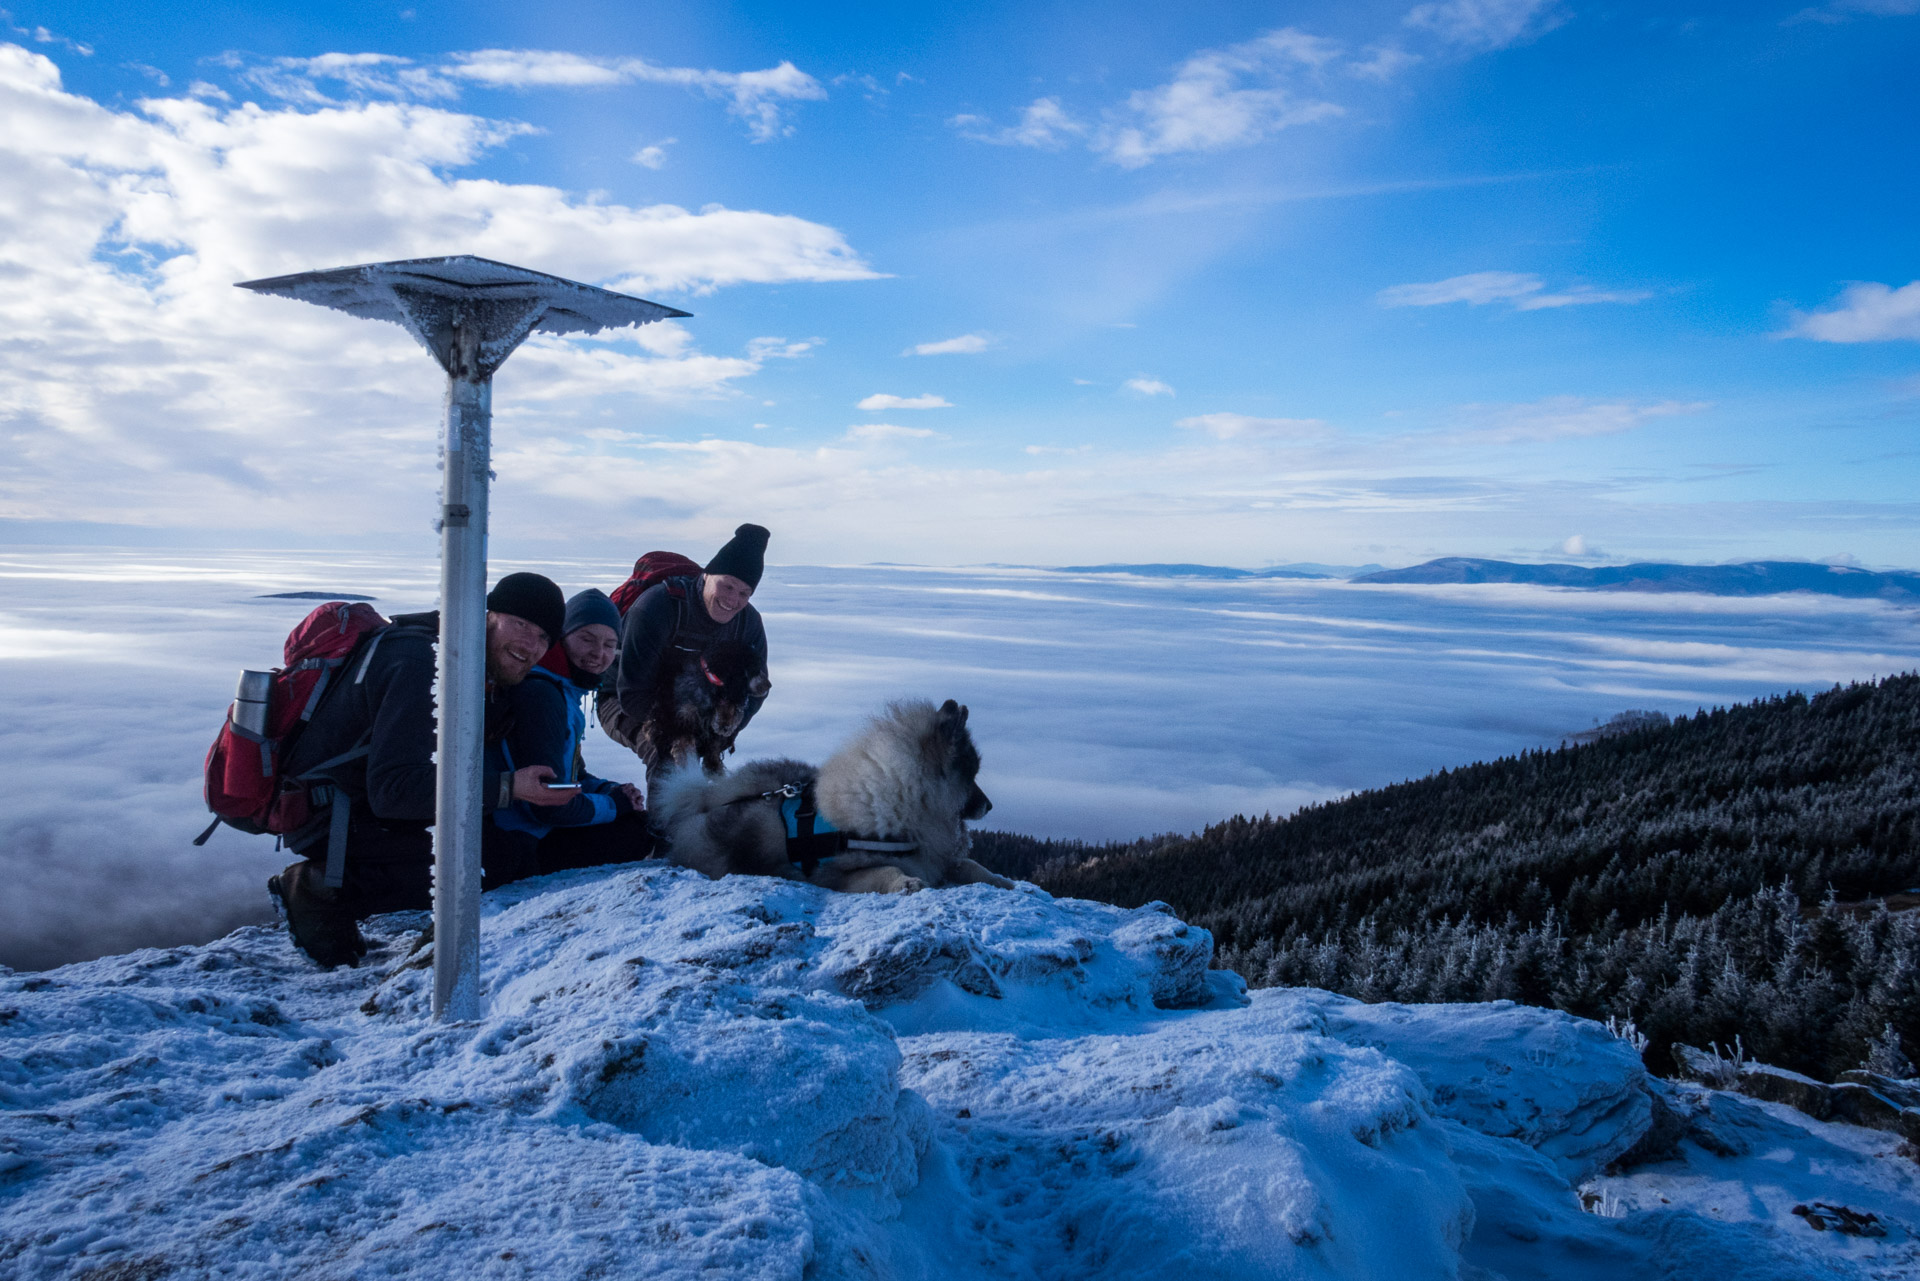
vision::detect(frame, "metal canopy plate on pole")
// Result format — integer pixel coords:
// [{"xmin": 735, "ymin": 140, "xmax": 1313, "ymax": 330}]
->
[
  {"xmin": 238, "ymin": 255, "xmax": 690, "ymax": 375},
  {"xmin": 237, "ymin": 255, "xmax": 687, "ymax": 1021}
]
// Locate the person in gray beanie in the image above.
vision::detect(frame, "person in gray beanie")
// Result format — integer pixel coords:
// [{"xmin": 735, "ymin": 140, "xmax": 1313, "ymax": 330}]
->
[
  {"xmin": 604, "ymin": 524, "xmax": 771, "ymax": 792},
  {"xmin": 563, "ymin": 587, "xmax": 622, "ymax": 639},
  {"xmin": 488, "ymin": 587, "xmax": 653, "ymax": 878}
]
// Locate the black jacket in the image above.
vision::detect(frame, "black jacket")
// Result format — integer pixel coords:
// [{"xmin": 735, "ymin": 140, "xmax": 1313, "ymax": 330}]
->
[
  {"xmin": 613, "ymin": 576, "xmax": 768, "ymax": 728},
  {"xmin": 281, "ymin": 611, "xmax": 513, "ymax": 853}
]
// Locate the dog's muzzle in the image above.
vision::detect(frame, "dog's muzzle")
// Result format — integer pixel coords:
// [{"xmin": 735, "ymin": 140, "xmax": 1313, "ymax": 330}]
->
[{"xmin": 964, "ymin": 783, "xmax": 992, "ymax": 821}]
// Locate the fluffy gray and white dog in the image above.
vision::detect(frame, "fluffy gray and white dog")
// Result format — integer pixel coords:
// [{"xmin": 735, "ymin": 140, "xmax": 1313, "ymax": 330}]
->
[{"xmin": 651, "ymin": 698, "xmax": 1014, "ymax": 894}]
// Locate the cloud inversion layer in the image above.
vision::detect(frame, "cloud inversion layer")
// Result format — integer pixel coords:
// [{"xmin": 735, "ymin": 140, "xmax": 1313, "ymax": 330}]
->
[{"xmin": 6, "ymin": 552, "xmax": 1916, "ymax": 970}]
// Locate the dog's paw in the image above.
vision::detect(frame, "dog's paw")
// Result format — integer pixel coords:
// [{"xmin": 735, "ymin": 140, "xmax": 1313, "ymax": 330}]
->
[{"xmin": 895, "ymin": 877, "xmax": 926, "ymax": 894}]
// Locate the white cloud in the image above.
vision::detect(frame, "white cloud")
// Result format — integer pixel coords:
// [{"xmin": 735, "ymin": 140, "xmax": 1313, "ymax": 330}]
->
[
  {"xmin": 1787, "ymin": 280, "xmax": 1920, "ymax": 343},
  {"xmin": 447, "ymin": 50, "xmax": 825, "ymax": 142},
  {"xmin": 1455, "ymin": 397, "xmax": 1708, "ymax": 443},
  {"xmin": 843, "ymin": 423, "xmax": 944, "ymax": 442},
  {"xmin": 0, "ymin": 43, "xmax": 877, "ymax": 536},
  {"xmin": 1025, "ymin": 444, "xmax": 1092, "ymax": 455},
  {"xmin": 906, "ymin": 333, "xmax": 991, "ymax": 356},
  {"xmin": 1176, "ymin": 413, "xmax": 1326, "ymax": 440},
  {"xmin": 832, "ymin": 71, "xmax": 884, "ymax": 97},
  {"xmin": 442, "ymin": 49, "xmax": 628, "ymax": 87},
  {"xmin": 949, "ymin": 97, "xmax": 1085, "ymax": 148},
  {"xmin": 1518, "ymin": 286, "xmax": 1650, "ymax": 310},
  {"xmin": 950, "ymin": 8, "xmax": 1567, "ymax": 170},
  {"xmin": 857, "ymin": 392, "xmax": 952, "ymax": 410},
  {"xmin": 235, "ymin": 52, "xmax": 456, "ymax": 104},
  {"xmin": 1378, "ymin": 271, "xmax": 1649, "ymax": 310},
  {"xmin": 746, "ymin": 337, "xmax": 817, "ymax": 360},
  {"xmin": 948, "ymin": 27, "xmax": 1357, "ymax": 169},
  {"xmin": 1097, "ymin": 28, "xmax": 1346, "ymax": 168},
  {"xmin": 1403, "ymin": 0, "xmax": 1562, "ymax": 49},
  {"xmin": 1124, "ymin": 377, "xmax": 1176, "ymax": 397},
  {"xmin": 632, "ymin": 138, "xmax": 675, "ymax": 168},
  {"xmin": 1379, "ymin": 271, "xmax": 1539, "ymax": 306},
  {"xmin": 1348, "ymin": 46, "xmax": 1423, "ymax": 80},
  {"xmin": 1791, "ymin": 0, "xmax": 1920, "ymax": 20},
  {"xmin": 1555, "ymin": 533, "xmax": 1602, "ymax": 557},
  {"xmin": 6, "ymin": 13, "xmax": 92, "ymax": 58},
  {"xmin": 225, "ymin": 48, "xmax": 825, "ymax": 143}
]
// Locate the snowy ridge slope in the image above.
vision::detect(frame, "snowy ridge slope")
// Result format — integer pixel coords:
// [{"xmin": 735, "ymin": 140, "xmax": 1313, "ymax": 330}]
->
[{"xmin": 0, "ymin": 863, "xmax": 1914, "ymax": 1279}]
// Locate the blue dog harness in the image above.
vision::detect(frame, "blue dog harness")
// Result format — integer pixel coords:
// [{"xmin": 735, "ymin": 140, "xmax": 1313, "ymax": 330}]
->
[{"xmin": 758, "ymin": 782, "xmax": 918, "ymax": 878}]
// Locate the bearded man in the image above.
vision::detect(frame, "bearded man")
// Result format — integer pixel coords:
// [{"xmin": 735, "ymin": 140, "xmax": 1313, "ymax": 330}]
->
[{"xmin": 269, "ymin": 571, "xmax": 578, "ymax": 968}]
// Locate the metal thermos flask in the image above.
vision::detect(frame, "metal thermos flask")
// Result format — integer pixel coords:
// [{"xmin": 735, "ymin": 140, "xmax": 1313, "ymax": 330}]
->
[{"xmin": 233, "ymin": 669, "xmax": 273, "ymax": 736}]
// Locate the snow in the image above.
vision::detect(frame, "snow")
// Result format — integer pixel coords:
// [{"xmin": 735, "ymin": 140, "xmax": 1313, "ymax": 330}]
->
[{"xmin": 6, "ymin": 865, "xmax": 1916, "ymax": 1279}]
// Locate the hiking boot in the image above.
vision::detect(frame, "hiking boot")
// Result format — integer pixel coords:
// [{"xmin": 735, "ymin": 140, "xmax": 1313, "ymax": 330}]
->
[{"xmin": 269, "ymin": 860, "xmax": 368, "ymax": 969}]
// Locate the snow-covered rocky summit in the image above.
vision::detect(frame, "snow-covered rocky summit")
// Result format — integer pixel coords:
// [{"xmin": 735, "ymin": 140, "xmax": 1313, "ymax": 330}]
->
[{"xmin": 2, "ymin": 865, "xmax": 1915, "ymax": 1279}]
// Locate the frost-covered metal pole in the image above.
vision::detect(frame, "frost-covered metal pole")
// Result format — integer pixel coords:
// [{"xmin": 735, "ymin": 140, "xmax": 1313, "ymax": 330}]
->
[
  {"xmin": 236, "ymin": 256, "xmax": 687, "ymax": 1021},
  {"xmin": 434, "ymin": 328, "xmax": 490, "ymax": 1019}
]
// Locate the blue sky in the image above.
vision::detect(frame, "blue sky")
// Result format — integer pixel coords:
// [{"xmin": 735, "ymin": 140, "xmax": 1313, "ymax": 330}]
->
[{"xmin": 2, "ymin": 0, "xmax": 1916, "ymax": 567}]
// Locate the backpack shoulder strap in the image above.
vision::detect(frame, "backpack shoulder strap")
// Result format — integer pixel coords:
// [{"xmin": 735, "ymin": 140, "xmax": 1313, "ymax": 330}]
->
[
  {"xmin": 660, "ymin": 577, "xmax": 696, "ymax": 652},
  {"xmin": 353, "ymin": 628, "xmax": 389, "ymax": 685}
]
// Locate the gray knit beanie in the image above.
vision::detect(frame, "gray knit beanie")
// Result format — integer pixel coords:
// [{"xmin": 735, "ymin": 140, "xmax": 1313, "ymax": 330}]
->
[{"xmin": 562, "ymin": 588, "xmax": 622, "ymax": 637}]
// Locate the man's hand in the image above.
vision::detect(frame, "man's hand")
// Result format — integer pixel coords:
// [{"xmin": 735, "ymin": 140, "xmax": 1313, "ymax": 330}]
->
[
  {"xmin": 512, "ymin": 765, "xmax": 580, "ymax": 806},
  {"xmin": 615, "ymin": 782, "xmax": 646, "ymax": 811}
]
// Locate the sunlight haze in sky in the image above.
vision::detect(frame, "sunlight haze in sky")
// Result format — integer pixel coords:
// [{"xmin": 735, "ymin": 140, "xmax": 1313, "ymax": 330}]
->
[{"xmin": 1, "ymin": 0, "xmax": 1916, "ymax": 567}]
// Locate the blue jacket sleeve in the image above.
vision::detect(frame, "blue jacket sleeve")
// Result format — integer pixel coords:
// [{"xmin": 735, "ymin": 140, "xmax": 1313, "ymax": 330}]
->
[{"xmin": 505, "ymin": 677, "xmax": 615, "ymax": 828}]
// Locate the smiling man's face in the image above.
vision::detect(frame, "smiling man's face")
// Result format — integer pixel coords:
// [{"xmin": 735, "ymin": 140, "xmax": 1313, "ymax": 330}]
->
[
  {"xmin": 486, "ymin": 611, "xmax": 550, "ymax": 686},
  {"xmin": 701, "ymin": 573, "xmax": 753, "ymax": 624}
]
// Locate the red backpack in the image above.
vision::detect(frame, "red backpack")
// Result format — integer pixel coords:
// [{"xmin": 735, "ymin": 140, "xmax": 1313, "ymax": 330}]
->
[
  {"xmin": 609, "ymin": 551, "xmax": 702, "ymax": 616},
  {"xmin": 195, "ymin": 602, "xmax": 390, "ymax": 857}
]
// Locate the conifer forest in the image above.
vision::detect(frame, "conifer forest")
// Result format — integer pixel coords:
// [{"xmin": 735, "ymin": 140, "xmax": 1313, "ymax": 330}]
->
[{"xmin": 973, "ymin": 674, "xmax": 1920, "ymax": 1082}]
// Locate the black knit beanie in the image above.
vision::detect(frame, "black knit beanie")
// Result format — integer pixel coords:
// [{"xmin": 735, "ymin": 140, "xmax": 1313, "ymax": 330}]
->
[
  {"xmin": 704, "ymin": 523, "xmax": 770, "ymax": 590},
  {"xmin": 486, "ymin": 572, "xmax": 566, "ymax": 641}
]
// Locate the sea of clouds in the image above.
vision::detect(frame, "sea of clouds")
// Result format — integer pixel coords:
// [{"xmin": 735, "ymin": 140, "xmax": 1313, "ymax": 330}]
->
[{"xmin": 5, "ymin": 547, "xmax": 1919, "ymax": 971}]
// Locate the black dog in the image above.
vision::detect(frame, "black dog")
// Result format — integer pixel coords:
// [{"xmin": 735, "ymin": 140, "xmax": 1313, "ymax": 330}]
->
[{"xmin": 639, "ymin": 640, "xmax": 771, "ymax": 775}]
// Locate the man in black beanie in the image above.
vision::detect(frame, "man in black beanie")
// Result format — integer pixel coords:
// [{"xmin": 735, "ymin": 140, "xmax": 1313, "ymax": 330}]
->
[
  {"xmin": 484, "ymin": 570, "xmax": 566, "ymax": 687},
  {"xmin": 604, "ymin": 523, "xmax": 771, "ymax": 791},
  {"xmin": 269, "ymin": 570, "xmax": 583, "ymax": 967}
]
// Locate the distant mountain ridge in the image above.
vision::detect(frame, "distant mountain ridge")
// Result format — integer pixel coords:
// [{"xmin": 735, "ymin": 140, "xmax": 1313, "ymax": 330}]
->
[
  {"xmin": 1048, "ymin": 562, "xmax": 1382, "ymax": 580},
  {"xmin": 1036, "ymin": 557, "xmax": 1920, "ymax": 598},
  {"xmin": 1356, "ymin": 557, "xmax": 1920, "ymax": 600}
]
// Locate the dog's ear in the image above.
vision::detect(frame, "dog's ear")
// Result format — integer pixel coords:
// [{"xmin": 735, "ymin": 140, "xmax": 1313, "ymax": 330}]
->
[{"xmin": 922, "ymin": 699, "xmax": 961, "ymax": 765}]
